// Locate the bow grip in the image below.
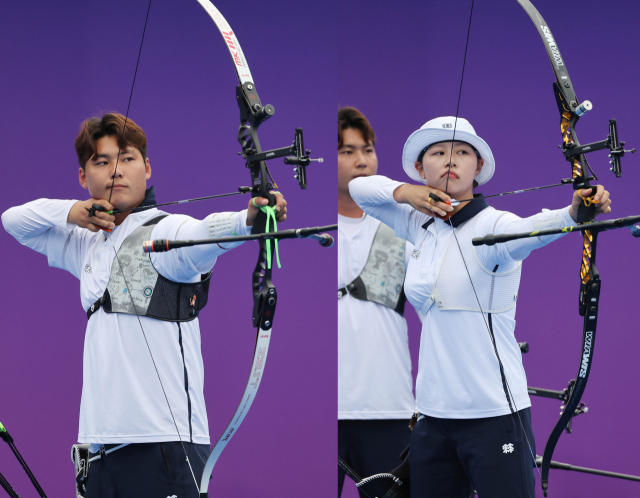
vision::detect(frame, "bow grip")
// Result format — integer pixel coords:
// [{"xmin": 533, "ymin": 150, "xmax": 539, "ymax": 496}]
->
[
  {"xmin": 250, "ymin": 197, "xmax": 273, "ymax": 236},
  {"xmin": 576, "ymin": 195, "xmax": 597, "ymax": 224}
]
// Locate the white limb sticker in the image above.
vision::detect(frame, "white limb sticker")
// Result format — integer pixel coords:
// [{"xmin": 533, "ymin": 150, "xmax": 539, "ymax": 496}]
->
[
  {"xmin": 196, "ymin": 0, "xmax": 253, "ymax": 85},
  {"xmin": 199, "ymin": 328, "xmax": 271, "ymax": 494}
]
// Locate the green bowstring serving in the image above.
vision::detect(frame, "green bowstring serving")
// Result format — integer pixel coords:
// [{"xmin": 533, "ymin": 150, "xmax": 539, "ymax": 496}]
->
[{"xmin": 253, "ymin": 198, "xmax": 281, "ymax": 270}]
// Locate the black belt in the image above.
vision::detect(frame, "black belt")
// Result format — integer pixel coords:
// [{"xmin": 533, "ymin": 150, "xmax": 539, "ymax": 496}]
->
[
  {"xmin": 88, "ymin": 443, "xmax": 128, "ymax": 460},
  {"xmin": 337, "ymin": 277, "xmax": 407, "ymax": 315},
  {"xmin": 86, "ymin": 296, "xmax": 106, "ymax": 320},
  {"xmin": 337, "ymin": 282, "xmax": 357, "ymax": 299}
]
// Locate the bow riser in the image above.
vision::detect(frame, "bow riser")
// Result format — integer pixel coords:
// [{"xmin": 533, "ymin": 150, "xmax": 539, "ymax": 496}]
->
[
  {"xmin": 233, "ymin": 82, "xmax": 279, "ymax": 330},
  {"xmin": 252, "ymin": 243, "xmax": 277, "ymax": 329},
  {"xmin": 553, "ymin": 86, "xmax": 591, "ymax": 191}
]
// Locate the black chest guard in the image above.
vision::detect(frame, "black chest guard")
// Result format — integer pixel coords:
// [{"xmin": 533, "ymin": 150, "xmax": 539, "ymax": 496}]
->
[{"xmin": 87, "ymin": 215, "xmax": 211, "ymax": 321}]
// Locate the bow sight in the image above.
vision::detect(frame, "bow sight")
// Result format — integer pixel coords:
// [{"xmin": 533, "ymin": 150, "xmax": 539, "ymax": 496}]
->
[
  {"xmin": 558, "ymin": 109, "xmax": 636, "ymax": 179},
  {"xmin": 236, "ymin": 82, "xmax": 323, "ymax": 192}
]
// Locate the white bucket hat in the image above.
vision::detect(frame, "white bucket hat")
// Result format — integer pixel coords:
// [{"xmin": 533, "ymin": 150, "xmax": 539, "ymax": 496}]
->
[{"xmin": 402, "ymin": 116, "xmax": 495, "ymax": 186}]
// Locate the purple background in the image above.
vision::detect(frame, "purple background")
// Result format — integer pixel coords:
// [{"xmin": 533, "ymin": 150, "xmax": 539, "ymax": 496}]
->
[
  {"xmin": 339, "ymin": 0, "xmax": 640, "ymax": 497},
  {"xmin": 0, "ymin": 1, "xmax": 335, "ymax": 496}
]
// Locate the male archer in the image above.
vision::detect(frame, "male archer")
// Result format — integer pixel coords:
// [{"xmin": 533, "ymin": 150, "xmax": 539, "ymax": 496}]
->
[{"xmin": 1, "ymin": 112, "xmax": 287, "ymax": 497}]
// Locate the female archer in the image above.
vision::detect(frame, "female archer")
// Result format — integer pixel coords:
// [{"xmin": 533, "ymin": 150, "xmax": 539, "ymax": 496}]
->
[{"xmin": 349, "ymin": 116, "xmax": 611, "ymax": 498}]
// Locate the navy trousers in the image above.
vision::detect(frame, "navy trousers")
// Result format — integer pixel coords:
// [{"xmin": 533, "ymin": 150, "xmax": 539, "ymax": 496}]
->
[
  {"xmin": 409, "ymin": 409, "xmax": 536, "ymax": 498},
  {"xmin": 86, "ymin": 442, "xmax": 209, "ymax": 498},
  {"xmin": 339, "ymin": 419, "xmax": 411, "ymax": 498}
]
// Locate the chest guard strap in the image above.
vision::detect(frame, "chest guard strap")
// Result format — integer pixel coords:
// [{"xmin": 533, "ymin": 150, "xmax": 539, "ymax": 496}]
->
[{"xmin": 338, "ymin": 222, "xmax": 407, "ymax": 315}]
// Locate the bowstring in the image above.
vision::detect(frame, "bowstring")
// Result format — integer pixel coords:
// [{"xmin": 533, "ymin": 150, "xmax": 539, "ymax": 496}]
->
[
  {"xmin": 442, "ymin": 0, "xmax": 542, "ymax": 481},
  {"xmin": 105, "ymin": 0, "xmax": 200, "ymax": 491}
]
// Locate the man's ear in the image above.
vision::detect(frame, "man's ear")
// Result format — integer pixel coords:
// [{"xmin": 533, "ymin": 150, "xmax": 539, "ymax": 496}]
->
[
  {"xmin": 145, "ymin": 157, "xmax": 152, "ymax": 180},
  {"xmin": 79, "ymin": 167, "xmax": 89, "ymax": 190}
]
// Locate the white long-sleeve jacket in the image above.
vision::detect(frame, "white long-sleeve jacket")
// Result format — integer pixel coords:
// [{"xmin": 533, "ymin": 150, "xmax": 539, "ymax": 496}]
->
[
  {"xmin": 350, "ymin": 175, "xmax": 576, "ymax": 418},
  {"xmin": 2, "ymin": 197, "xmax": 250, "ymax": 444}
]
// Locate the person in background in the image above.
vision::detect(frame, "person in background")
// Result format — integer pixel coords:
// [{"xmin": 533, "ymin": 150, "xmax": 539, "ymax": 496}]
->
[{"xmin": 338, "ymin": 107, "xmax": 415, "ymax": 497}]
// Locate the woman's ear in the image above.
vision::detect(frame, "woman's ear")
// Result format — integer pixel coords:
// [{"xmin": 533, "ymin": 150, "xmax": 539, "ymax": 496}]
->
[{"xmin": 414, "ymin": 161, "xmax": 425, "ymax": 180}]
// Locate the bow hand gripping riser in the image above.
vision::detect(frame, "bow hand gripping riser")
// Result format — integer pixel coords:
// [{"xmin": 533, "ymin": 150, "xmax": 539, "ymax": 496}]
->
[{"xmin": 232, "ymin": 83, "xmax": 322, "ymax": 330}]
